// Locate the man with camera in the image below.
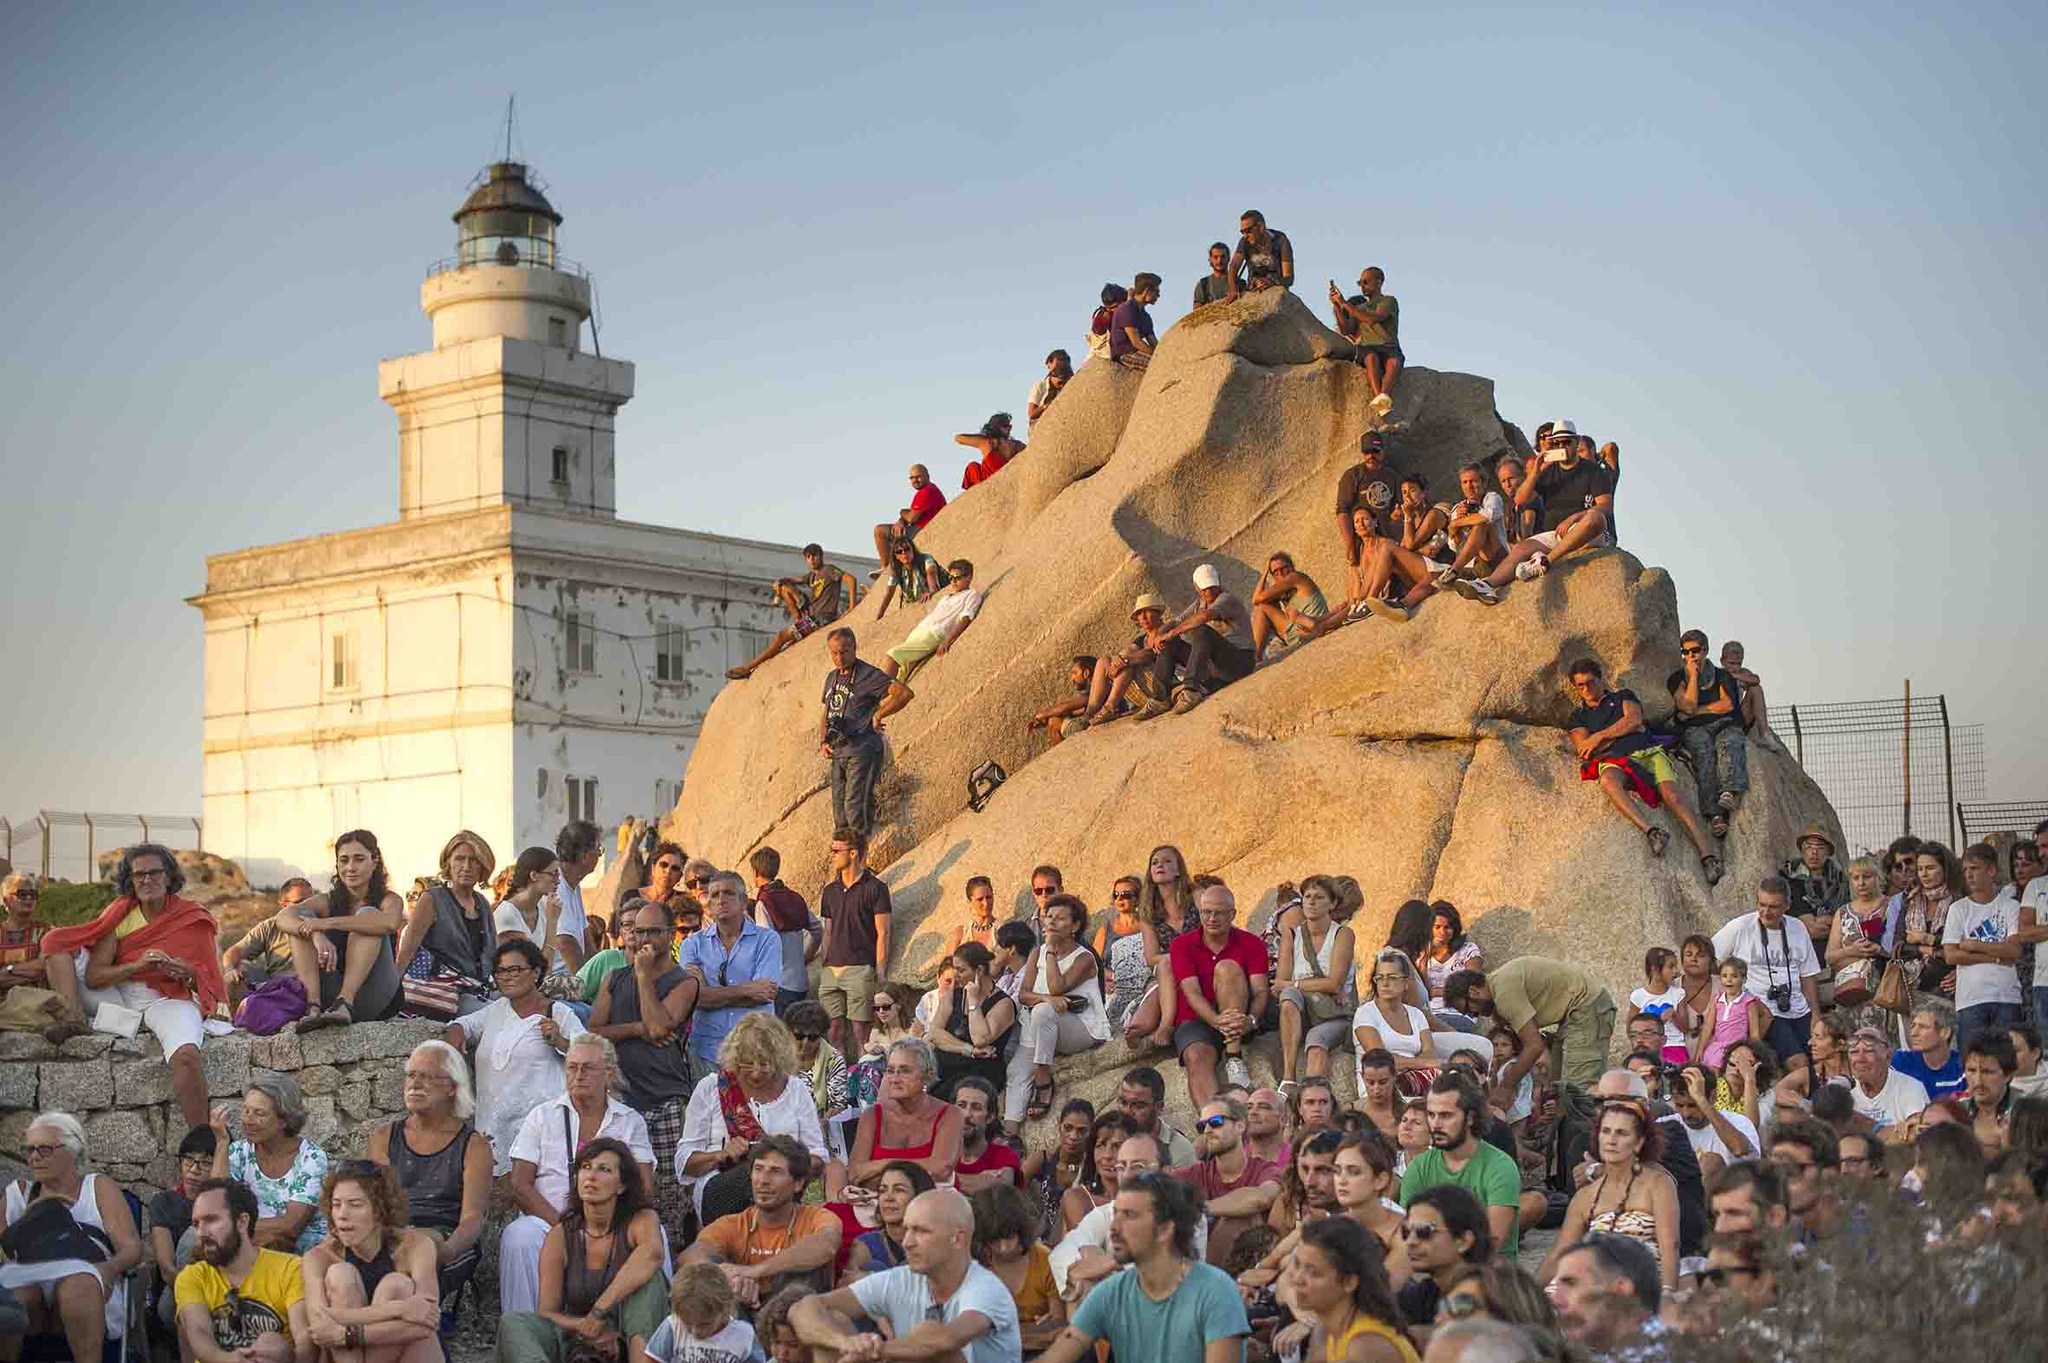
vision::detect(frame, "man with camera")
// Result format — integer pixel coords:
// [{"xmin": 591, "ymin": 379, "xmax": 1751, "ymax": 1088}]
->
[
  {"xmin": 819, "ymin": 628, "xmax": 908, "ymax": 840},
  {"xmin": 1711, "ymin": 878, "xmax": 1823, "ymax": 1077},
  {"xmin": 1452, "ymin": 418, "xmax": 1615, "ymax": 603}
]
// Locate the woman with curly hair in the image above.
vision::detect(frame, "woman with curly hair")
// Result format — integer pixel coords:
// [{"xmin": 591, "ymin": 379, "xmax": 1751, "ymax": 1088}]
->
[
  {"xmin": 1277, "ymin": 1216, "xmax": 1418, "ymax": 1363},
  {"xmin": 285, "ymin": 830, "xmax": 405, "ymax": 1032},
  {"xmin": 1537, "ymin": 1097, "xmax": 1679, "ymax": 1293},
  {"xmin": 299, "ymin": 1160, "xmax": 442, "ymax": 1363},
  {"xmin": 499, "ymin": 1137, "xmax": 669, "ymax": 1363},
  {"xmin": 1421, "ymin": 903, "xmax": 1482, "ymax": 1002}
]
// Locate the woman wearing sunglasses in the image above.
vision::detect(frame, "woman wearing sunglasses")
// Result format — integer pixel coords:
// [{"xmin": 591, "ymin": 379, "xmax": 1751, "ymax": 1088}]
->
[
  {"xmin": 1390, "ymin": 1185, "xmax": 1491, "ymax": 1337},
  {"xmin": 444, "ymin": 938, "xmax": 584, "ymax": 1175}
]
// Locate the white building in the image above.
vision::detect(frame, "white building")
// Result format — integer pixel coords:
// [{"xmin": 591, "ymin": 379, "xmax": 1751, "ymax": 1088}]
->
[{"xmin": 191, "ymin": 160, "xmax": 856, "ymax": 883}]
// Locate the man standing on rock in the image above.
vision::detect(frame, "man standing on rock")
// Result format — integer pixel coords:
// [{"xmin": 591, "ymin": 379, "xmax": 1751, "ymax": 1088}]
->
[
  {"xmin": 819, "ymin": 627, "xmax": 907, "ymax": 841},
  {"xmin": 1564, "ymin": 656, "xmax": 1724, "ymax": 886},
  {"xmin": 819, "ymin": 827, "xmax": 892, "ymax": 1065},
  {"xmin": 1227, "ymin": 209, "xmax": 1294, "ymax": 297}
]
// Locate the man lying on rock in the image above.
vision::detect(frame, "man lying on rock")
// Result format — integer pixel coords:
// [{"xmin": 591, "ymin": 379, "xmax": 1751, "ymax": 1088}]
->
[{"xmin": 1454, "ymin": 419, "xmax": 1615, "ymax": 604}]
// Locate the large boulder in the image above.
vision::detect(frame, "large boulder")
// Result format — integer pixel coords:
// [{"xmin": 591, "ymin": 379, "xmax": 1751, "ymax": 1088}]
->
[{"xmin": 668, "ymin": 289, "xmax": 1840, "ymax": 1127}]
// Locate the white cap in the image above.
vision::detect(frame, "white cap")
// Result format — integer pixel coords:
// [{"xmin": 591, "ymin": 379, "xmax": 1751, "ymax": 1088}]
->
[{"xmin": 1191, "ymin": 564, "xmax": 1222, "ymax": 591}]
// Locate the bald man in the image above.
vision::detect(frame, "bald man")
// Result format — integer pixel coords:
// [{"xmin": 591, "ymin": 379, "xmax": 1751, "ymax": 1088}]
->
[{"xmin": 792, "ymin": 1189, "xmax": 1020, "ymax": 1362}]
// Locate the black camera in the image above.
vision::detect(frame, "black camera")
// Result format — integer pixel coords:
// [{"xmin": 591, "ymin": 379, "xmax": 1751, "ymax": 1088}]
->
[{"xmin": 1767, "ymin": 982, "xmax": 1794, "ymax": 1012}]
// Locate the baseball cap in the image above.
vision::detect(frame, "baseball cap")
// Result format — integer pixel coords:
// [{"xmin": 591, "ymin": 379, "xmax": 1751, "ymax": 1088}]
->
[
  {"xmin": 1191, "ymin": 564, "xmax": 1222, "ymax": 591},
  {"xmin": 1130, "ymin": 593, "xmax": 1167, "ymax": 618}
]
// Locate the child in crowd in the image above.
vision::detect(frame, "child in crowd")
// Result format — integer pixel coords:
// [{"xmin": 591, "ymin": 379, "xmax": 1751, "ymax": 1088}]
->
[
  {"xmin": 149, "ymin": 1125, "xmax": 217, "ymax": 1331},
  {"xmin": 645, "ymin": 1263, "xmax": 763, "ymax": 1363},
  {"xmin": 1628, "ymin": 947, "xmax": 1692, "ymax": 1067},
  {"xmin": 1489, "ymin": 1028, "xmax": 1535, "ymax": 1133},
  {"xmin": 755, "ymin": 1284, "xmax": 811, "ymax": 1363},
  {"xmin": 1695, "ymin": 956, "xmax": 1767, "ymax": 1070}
]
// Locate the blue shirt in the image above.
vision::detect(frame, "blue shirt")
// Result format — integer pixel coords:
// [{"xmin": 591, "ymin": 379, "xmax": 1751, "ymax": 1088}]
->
[
  {"xmin": 679, "ymin": 919, "xmax": 782, "ymax": 1063},
  {"xmin": 1891, "ymin": 1047, "xmax": 1966, "ymax": 1101},
  {"xmin": 1071, "ymin": 1262, "xmax": 1248, "ymax": 1363}
]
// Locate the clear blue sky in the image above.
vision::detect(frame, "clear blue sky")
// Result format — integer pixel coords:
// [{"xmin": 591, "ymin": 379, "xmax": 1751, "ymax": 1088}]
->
[{"xmin": 4, "ymin": 1, "xmax": 2043, "ymax": 834}]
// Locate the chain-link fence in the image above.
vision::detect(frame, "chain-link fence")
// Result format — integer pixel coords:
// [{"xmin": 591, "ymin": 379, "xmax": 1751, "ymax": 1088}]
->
[
  {"xmin": 0, "ymin": 811, "xmax": 203, "ymax": 883},
  {"xmin": 1958, "ymin": 801, "xmax": 2048, "ymax": 846},
  {"xmin": 1767, "ymin": 694, "xmax": 1986, "ymax": 856}
]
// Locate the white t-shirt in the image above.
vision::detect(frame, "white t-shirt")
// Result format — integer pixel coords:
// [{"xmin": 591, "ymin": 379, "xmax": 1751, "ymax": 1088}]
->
[
  {"xmin": 2028, "ymin": 877, "xmax": 2048, "ymax": 987},
  {"xmin": 1942, "ymin": 893, "xmax": 2023, "ymax": 1010},
  {"xmin": 850, "ymin": 1262, "xmax": 1021, "ymax": 1363},
  {"xmin": 1629, "ymin": 984, "xmax": 1688, "ymax": 1050},
  {"xmin": 493, "ymin": 900, "xmax": 556, "ymax": 967},
  {"xmin": 1851, "ymin": 1068, "xmax": 1930, "ymax": 1133},
  {"xmin": 507, "ymin": 1096, "xmax": 654, "ymax": 1211},
  {"xmin": 645, "ymin": 1315, "xmax": 762, "ymax": 1363},
  {"xmin": 1353, "ymin": 1000, "xmax": 1431, "ymax": 1057},
  {"xmin": 915, "ymin": 587, "xmax": 985, "ymax": 639},
  {"xmin": 1710, "ymin": 914, "xmax": 1821, "ymax": 1019},
  {"xmin": 555, "ymin": 877, "xmax": 588, "ymax": 954},
  {"xmin": 1680, "ymin": 1110, "xmax": 1759, "ymax": 1166}
]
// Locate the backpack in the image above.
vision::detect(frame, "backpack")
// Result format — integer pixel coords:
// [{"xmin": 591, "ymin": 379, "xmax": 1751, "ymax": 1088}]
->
[{"xmin": 234, "ymin": 972, "xmax": 309, "ymax": 1035}]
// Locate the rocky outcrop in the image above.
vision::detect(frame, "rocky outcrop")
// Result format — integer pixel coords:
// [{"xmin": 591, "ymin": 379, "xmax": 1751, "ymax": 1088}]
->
[{"xmin": 667, "ymin": 289, "xmax": 1841, "ymax": 1129}]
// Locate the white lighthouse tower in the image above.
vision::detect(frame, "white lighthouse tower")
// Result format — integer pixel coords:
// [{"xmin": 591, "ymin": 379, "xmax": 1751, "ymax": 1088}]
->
[{"xmin": 191, "ymin": 157, "xmax": 857, "ymax": 883}]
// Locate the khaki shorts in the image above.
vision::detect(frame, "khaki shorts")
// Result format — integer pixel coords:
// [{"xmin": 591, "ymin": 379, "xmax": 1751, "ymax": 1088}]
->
[{"xmin": 819, "ymin": 963, "xmax": 879, "ymax": 1021}]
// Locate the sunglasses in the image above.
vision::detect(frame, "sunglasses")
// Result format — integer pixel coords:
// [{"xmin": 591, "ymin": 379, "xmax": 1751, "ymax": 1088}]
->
[
  {"xmin": 873, "ymin": 1002, "xmax": 895, "ymax": 1013},
  {"xmin": 1440, "ymin": 1295, "xmax": 1483, "ymax": 1320},
  {"xmin": 1032, "ymin": 886, "xmax": 1057, "ymax": 897},
  {"xmin": 1111, "ymin": 890, "xmax": 1138, "ymax": 901},
  {"xmin": 685, "ymin": 876, "xmax": 711, "ymax": 889},
  {"xmin": 1400, "ymin": 1223, "xmax": 1440, "ymax": 1241},
  {"xmin": 793, "ymin": 1031, "xmax": 825, "ymax": 1043},
  {"xmin": 1196, "ymin": 1115, "xmax": 1231, "ymax": 1132},
  {"xmin": 7, "ymin": 889, "xmax": 37, "ymax": 901}
]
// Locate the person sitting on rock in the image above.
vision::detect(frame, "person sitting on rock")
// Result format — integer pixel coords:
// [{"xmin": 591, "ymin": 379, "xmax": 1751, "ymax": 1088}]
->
[
  {"xmin": 1027, "ymin": 351, "xmax": 1072, "ymax": 428},
  {"xmin": 871, "ymin": 536, "xmax": 945, "ymax": 623},
  {"xmin": 1069, "ymin": 595, "xmax": 1179, "ymax": 730},
  {"xmin": 1435, "ymin": 461, "xmax": 1510, "ymax": 584},
  {"xmin": 1496, "ymin": 453, "xmax": 1542, "ymax": 546},
  {"xmin": 1227, "ymin": 209, "xmax": 1294, "ymax": 297},
  {"xmin": 727, "ymin": 544, "xmax": 860, "ymax": 681},
  {"xmin": 958, "ymin": 413, "xmax": 1026, "ymax": 491},
  {"xmin": 1147, "ymin": 564, "xmax": 1257, "ymax": 714},
  {"xmin": 1248, "ymin": 552, "xmax": 1329, "ymax": 660},
  {"xmin": 1086, "ymin": 283, "xmax": 1127, "ymax": 362},
  {"xmin": 1027, "ymin": 655, "xmax": 1097, "ymax": 744},
  {"xmin": 881, "ymin": 559, "xmax": 983, "ymax": 689},
  {"xmin": 1453, "ymin": 421, "xmax": 1615, "ymax": 604},
  {"xmin": 1193, "ymin": 242, "xmax": 1233, "ymax": 308},
  {"xmin": 869, "ymin": 464, "xmax": 947, "ymax": 568},
  {"xmin": 1391, "ymin": 473, "xmax": 1451, "ymax": 562},
  {"xmin": 1328, "ymin": 266, "xmax": 1401, "ymax": 411},
  {"xmin": 1566, "ymin": 657, "xmax": 1723, "ymax": 885},
  {"xmin": 1335, "ymin": 430, "xmax": 1401, "ymax": 569},
  {"xmin": 1109, "ymin": 273, "xmax": 1161, "ymax": 371},
  {"xmin": 1311, "ymin": 505, "xmax": 1394, "ymax": 637},
  {"xmin": 1719, "ymin": 640, "xmax": 1788, "ymax": 752},
  {"xmin": 1667, "ymin": 628, "xmax": 1749, "ymax": 840},
  {"xmin": 1168, "ymin": 882, "xmax": 1270, "ymax": 1106},
  {"xmin": 1352, "ymin": 520, "xmax": 1455, "ymax": 626}
]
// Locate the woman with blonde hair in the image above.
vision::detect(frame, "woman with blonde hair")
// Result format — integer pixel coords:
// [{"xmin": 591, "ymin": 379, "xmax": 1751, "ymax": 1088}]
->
[
  {"xmin": 675, "ymin": 1012, "xmax": 829, "ymax": 1221},
  {"xmin": 395, "ymin": 829, "xmax": 498, "ymax": 1015}
]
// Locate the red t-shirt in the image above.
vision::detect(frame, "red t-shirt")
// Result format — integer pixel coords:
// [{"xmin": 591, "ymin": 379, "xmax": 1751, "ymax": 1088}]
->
[
  {"xmin": 908, "ymin": 483, "xmax": 947, "ymax": 528},
  {"xmin": 1168, "ymin": 927, "xmax": 1267, "ymax": 1007},
  {"xmin": 956, "ymin": 1139, "xmax": 1021, "ymax": 1184},
  {"xmin": 1172, "ymin": 1153, "xmax": 1283, "ymax": 1198}
]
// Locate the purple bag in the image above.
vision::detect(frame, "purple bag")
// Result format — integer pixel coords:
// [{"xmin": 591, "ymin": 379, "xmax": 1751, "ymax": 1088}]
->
[{"xmin": 234, "ymin": 973, "xmax": 308, "ymax": 1035}]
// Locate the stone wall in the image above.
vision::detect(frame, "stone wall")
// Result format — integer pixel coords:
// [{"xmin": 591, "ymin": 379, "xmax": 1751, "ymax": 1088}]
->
[{"xmin": 0, "ymin": 1018, "xmax": 447, "ymax": 1199}]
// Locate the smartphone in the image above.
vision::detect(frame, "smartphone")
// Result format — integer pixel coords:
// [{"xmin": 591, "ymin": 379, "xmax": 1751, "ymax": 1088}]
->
[{"xmin": 1542, "ymin": 449, "xmax": 1569, "ymax": 465}]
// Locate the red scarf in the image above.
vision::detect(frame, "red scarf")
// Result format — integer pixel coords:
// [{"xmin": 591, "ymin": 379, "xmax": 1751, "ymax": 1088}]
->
[
  {"xmin": 716, "ymin": 1071, "xmax": 767, "ymax": 1143},
  {"xmin": 41, "ymin": 894, "xmax": 226, "ymax": 1015},
  {"xmin": 1579, "ymin": 755, "xmax": 1663, "ymax": 808}
]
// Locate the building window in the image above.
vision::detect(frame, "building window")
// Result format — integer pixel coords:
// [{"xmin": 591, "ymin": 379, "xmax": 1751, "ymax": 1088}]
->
[
  {"xmin": 567, "ymin": 777, "xmax": 598, "ymax": 823},
  {"xmin": 551, "ymin": 446, "xmax": 570, "ymax": 484},
  {"xmin": 548, "ymin": 316, "xmax": 569, "ymax": 348},
  {"xmin": 565, "ymin": 611, "xmax": 597, "ymax": 673},
  {"xmin": 654, "ymin": 778, "xmax": 681, "ymax": 811},
  {"xmin": 329, "ymin": 629, "xmax": 359, "ymax": 692},
  {"xmin": 730, "ymin": 628, "xmax": 772, "ymax": 669},
  {"xmin": 656, "ymin": 623, "xmax": 687, "ymax": 683}
]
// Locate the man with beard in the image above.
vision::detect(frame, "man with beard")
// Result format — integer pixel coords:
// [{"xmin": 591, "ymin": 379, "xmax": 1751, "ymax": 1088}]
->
[
  {"xmin": 1400, "ymin": 1072, "xmax": 1522, "ymax": 1256},
  {"xmin": 1547, "ymin": 1234, "xmax": 1667, "ymax": 1361},
  {"xmin": 1170, "ymin": 1096, "xmax": 1282, "ymax": 1268},
  {"xmin": 175, "ymin": 1180, "xmax": 309, "ymax": 1363},
  {"xmin": 1117, "ymin": 1067, "xmax": 1197, "ymax": 1167},
  {"xmin": 952, "ymin": 1076, "xmax": 1022, "ymax": 1192},
  {"xmin": 1035, "ymin": 1173, "xmax": 1248, "ymax": 1363},
  {"xmin": 684, "ymin": 1135, "xmax": 841, "ymax": 1308}
]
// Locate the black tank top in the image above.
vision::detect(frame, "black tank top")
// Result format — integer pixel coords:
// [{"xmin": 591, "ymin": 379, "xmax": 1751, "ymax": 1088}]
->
[
  {"xmin": 387, "ymin": 1119, "xmax": 472, "ymax": 1232},
  {"xmin": 563, "ymin": 1222, "xmax": 630, "ymax": 1317},
  {"xmin": 345, "ymin": 1241, "xmax": 397, "ymax": 1300}
]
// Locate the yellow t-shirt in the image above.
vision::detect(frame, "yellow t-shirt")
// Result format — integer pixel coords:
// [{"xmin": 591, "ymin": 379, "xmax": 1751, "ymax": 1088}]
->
[
  {"xmin": 117, "ymin": 907, "xmax": 149, "ymax": 938},
  {"xmin": 174, "ymin": 1249, "xmax": 303, "ymax": 1348}
]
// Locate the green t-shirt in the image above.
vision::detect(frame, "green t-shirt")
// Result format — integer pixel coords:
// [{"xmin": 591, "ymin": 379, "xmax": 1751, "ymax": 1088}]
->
[
  {"xmin": 577, "ymin": 948, "xmax": 628, "ymax": 1002},
  {"xmin": 1400, "ymin": 1141, "xmax": 1523, "ymax": 1256}
]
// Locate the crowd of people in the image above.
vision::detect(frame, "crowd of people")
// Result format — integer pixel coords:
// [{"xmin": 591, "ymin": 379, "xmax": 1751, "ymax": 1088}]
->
[{"xmin": 1, "ymin": 812, "xmax": 2043, "ymax": 1360}]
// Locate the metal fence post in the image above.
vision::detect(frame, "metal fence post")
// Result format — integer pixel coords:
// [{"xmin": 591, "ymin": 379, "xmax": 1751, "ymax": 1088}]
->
[
  {"xmin": 1789, "ymin": 706, "xmax": 1804, "ymax": 765},
  {"xmin": 1940, "ymin": 695, "xmax": 1956, "ymax": 849}
]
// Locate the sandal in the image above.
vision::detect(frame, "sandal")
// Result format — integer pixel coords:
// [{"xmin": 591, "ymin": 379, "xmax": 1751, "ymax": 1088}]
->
[
  {"xmin": 1025, "ymin": 1078, "xmax": 1055, "ymax": 1121},
  {"xmin": 1645, "ymin": 826, "xmax": 1670, "ymax": 858},
  {"xmin": 297, "ymin": 999, "xmax": 354, "ymax": 1033},
  {"xmin": 1278, "ymin": 1079, "xmax": 1300, "ymax": 1101}
]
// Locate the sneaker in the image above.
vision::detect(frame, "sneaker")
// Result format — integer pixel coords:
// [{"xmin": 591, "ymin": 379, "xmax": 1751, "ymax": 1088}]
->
[
  {"xmin": 723, "ymin": 666, "xmax": 750, "ymax": 681},
  {"xmin": 1645, "ymin": 826, "xmax": 1670, "ymax": 858},
  {"xmin": 1432, "ymin": 567, "xmax": 1460, "ymax": 589},
  {"xmin": 1346, "ymin": 600, "xmax": 1378, "ymax": 621},
  {"xmin": 1365, "ymin": 597, "xmax": 1411, "ymax": 624},
  {"xmin": 1063, "ymin": 714, "xmax": 1090, "ymax": 735},
  {"xmin": 1223, "ymin": 1055, "xmax": 1253, "ymax": 1089},
  {"xmin": 867, "ymin": 568, "xmax": 883, "ymax": 581},
  {"xmin": 1171, "ymin": 685, "xmax": 1206, "ymax": 715},
  {"xmin": 1369, "ymin": 392, "xmax": 1395, "ymax": 416},
  {"xmin": 1702, "ymin": 854, "xmax": 1726, "ymax": 887},
  {"xmin": 1454, "ymin": 578, "xmax": 1502, "ymax": 605},
  {"xmin": 1133, "ymin": 698, "xmax": 1173, "ymax": 722},
  {"xmin": 1514, "ymin": 552, "xmax": 1551, "ymax": 582}
]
